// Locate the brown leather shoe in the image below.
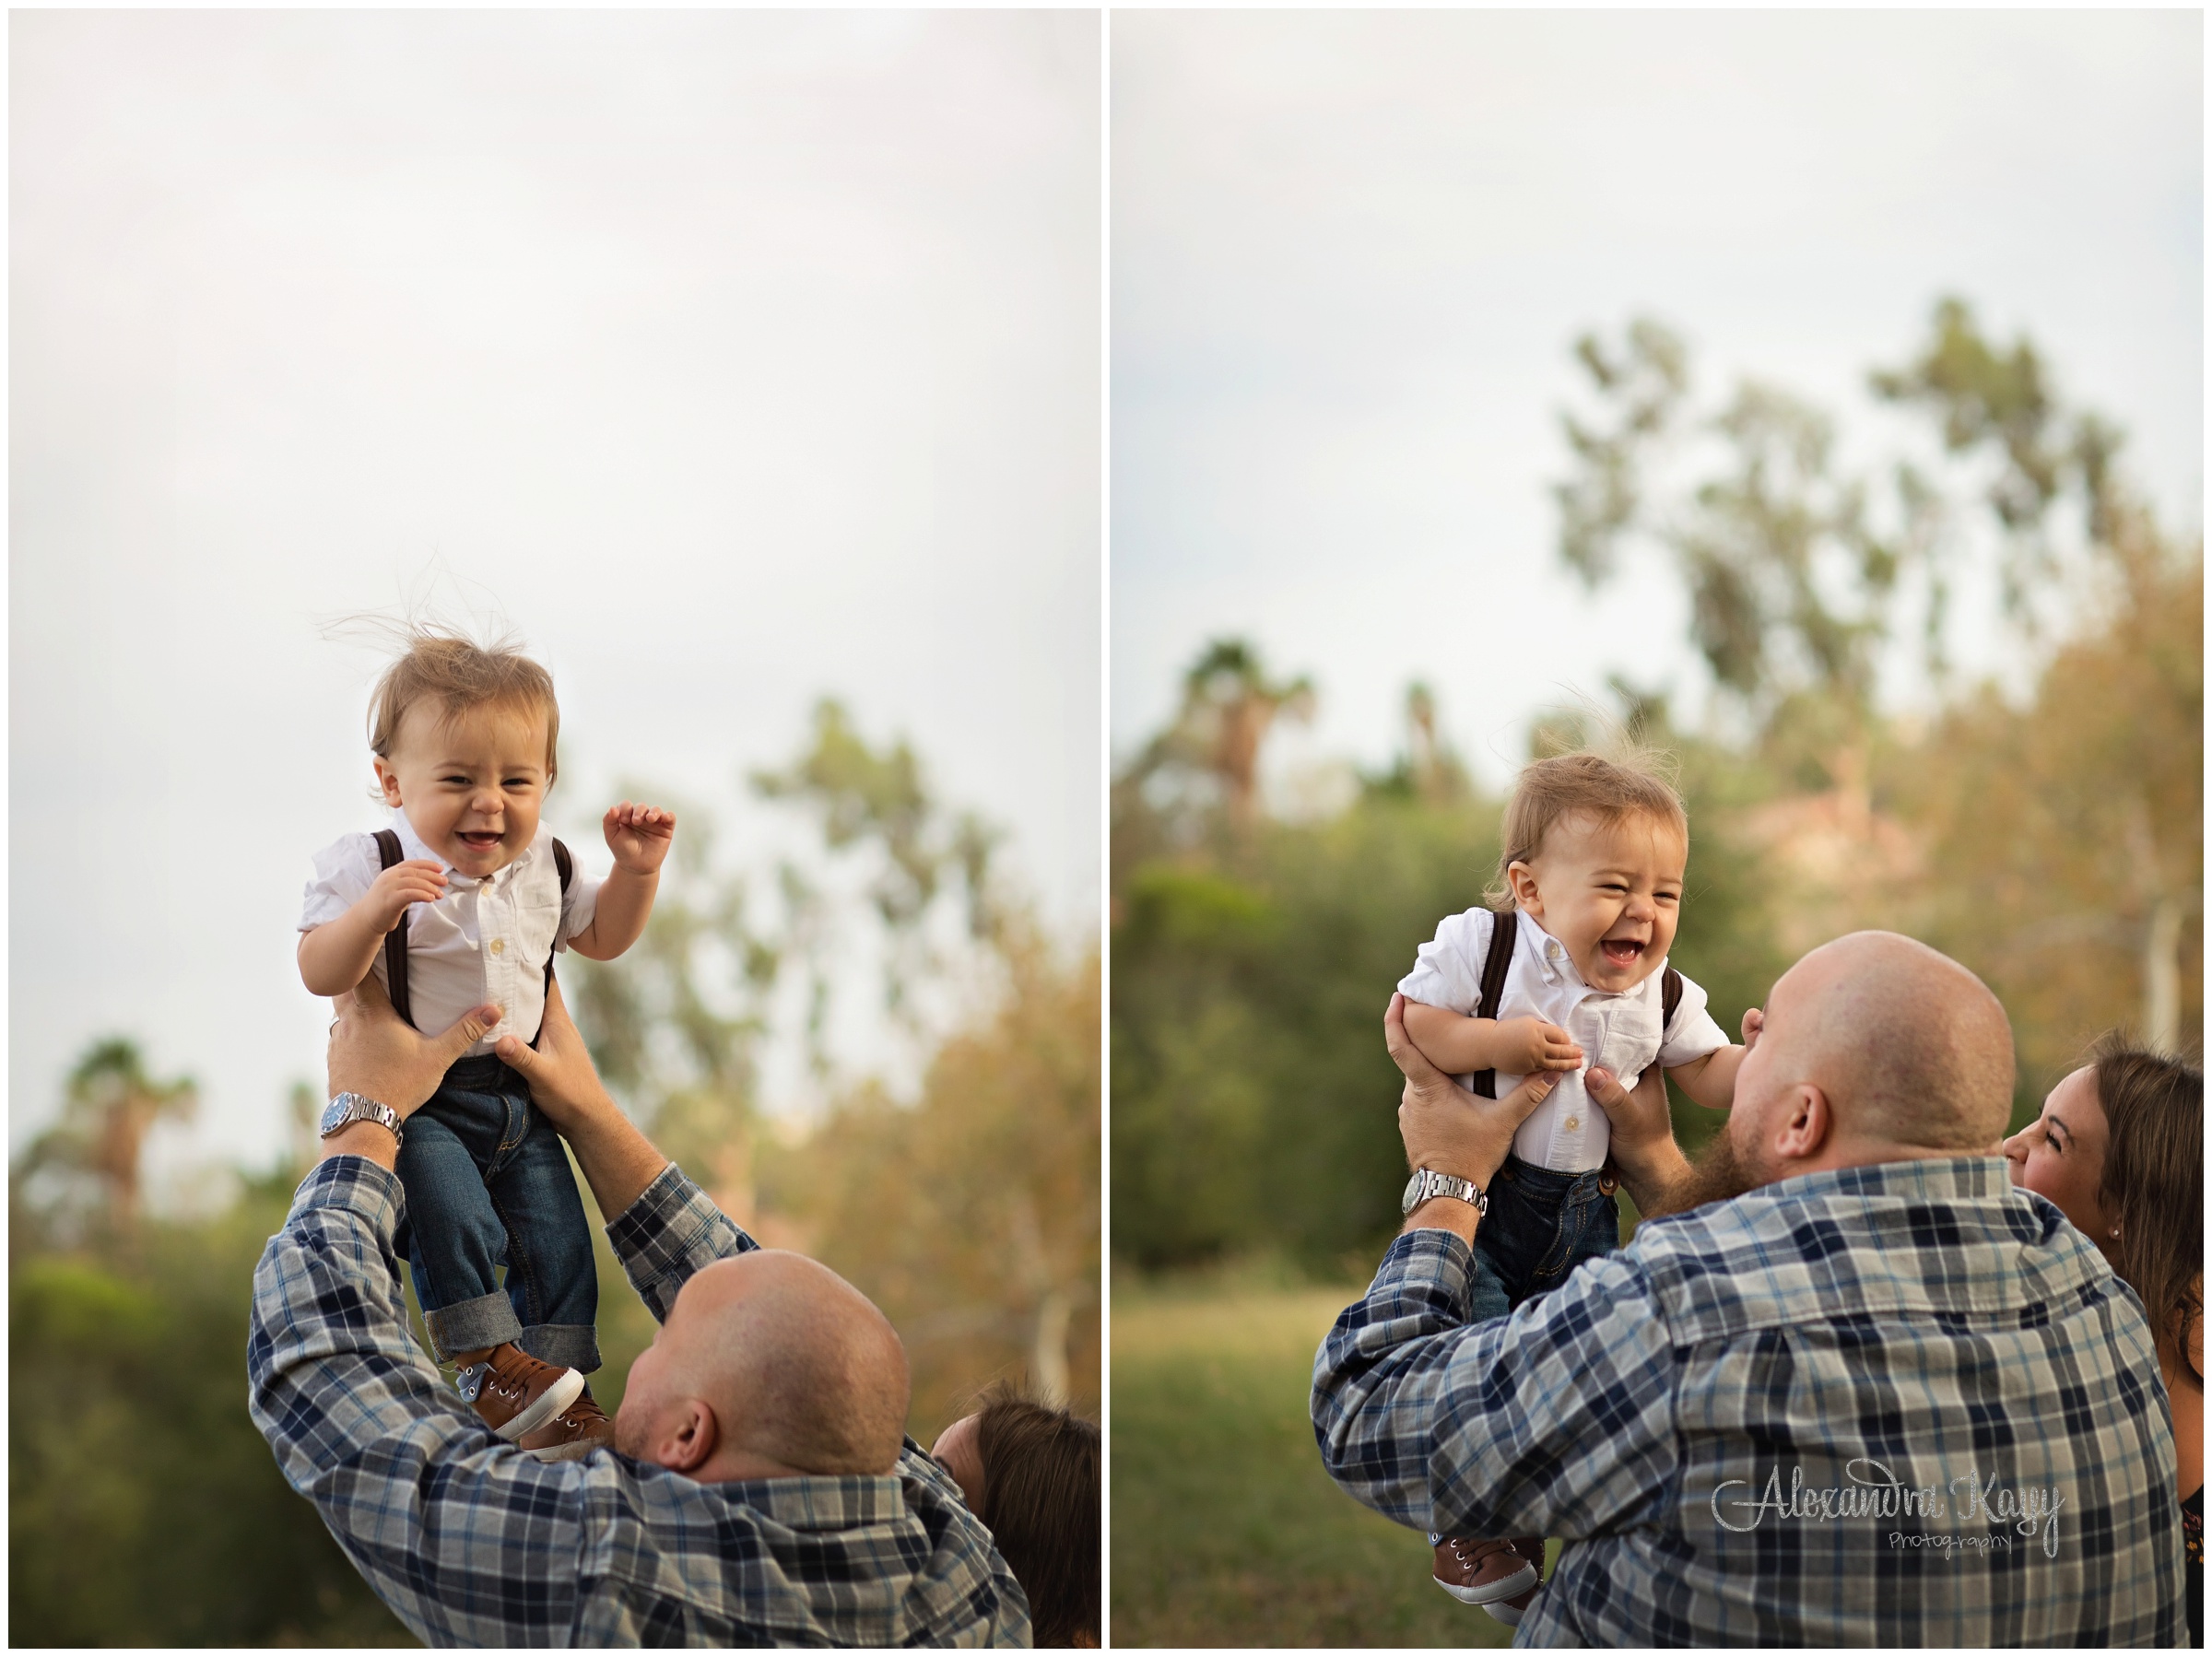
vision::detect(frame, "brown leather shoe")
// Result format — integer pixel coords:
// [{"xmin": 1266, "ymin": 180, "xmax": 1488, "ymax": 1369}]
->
[
  {"xmin": 1431, "ymin": 1535, "xmax": 1537, "ymax": 1605},
  {"xmin": 457, "ymin": 1343, "xmax": 585, "ymax": 1444},
  {"xmin": 1482, "ymin": 1536, "xmax": 1549, "ymax": 1627},
  {"xmin": 520, "ymin": 1386, "xmax": 618, "ymax": 1460}
]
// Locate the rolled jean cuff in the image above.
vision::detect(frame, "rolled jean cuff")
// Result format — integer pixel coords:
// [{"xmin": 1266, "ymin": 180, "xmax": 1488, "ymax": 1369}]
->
[
  {"xmin": 423, "ymin": 1291, "xmax": 524, "ymax": 1362},
  {"xmin": 518, "ymin": 1322, "xmax": 602, "ymax": 1374}
]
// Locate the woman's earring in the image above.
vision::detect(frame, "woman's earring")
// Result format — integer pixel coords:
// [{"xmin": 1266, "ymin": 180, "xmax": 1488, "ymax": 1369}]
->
[{"xmin": 2109, "ymin": 1226, "xmax": 2122, "ymax": 1239}]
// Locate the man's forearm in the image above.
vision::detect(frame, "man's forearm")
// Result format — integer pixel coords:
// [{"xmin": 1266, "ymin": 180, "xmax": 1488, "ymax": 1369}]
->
[
  {"xmin": 1610, "ymin": 1140, "xmax": 1693, "ymax": 1219},
  {"xmin": 565, "ymin": 1096, "xmax": 671, "ymax": 1219},
  {"xmin": 1401, "ymin": 1194, "xmax": 1481, "ymax": 1247}
]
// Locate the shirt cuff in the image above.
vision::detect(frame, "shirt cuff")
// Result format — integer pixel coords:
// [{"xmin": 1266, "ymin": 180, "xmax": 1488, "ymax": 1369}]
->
[
  {"xmin": 285, "ymin": 1154, "xmax": 406, "ymax": 1238},
  {"xmin": 605, "ymin": 1161, "xmax": 756, "ymax": 1320},
  {"xmin": 1373, "ymin": 1225, "xmax": 1477, "ymax": 1314}
]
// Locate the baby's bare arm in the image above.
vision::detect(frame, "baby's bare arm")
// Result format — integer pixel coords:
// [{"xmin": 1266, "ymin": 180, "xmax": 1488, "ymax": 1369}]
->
[
  {"xmin": 1665, "ymin": 1043, "xmax": 1745, "ymax": 1111},
  {"xmin": 1402, "ymin": 1001, "xmax": 1583, "ymax": 1076},
  {"xmin": 565, "ymin": 867, "xmax": 656, "ymax": 960},
  {"xmin": 568, "ymin": 802, "xmax": 673, "ymax": 961},
  {"xmin": 299, "ymin": 860, "xmax": 447, "ymax": 996}
]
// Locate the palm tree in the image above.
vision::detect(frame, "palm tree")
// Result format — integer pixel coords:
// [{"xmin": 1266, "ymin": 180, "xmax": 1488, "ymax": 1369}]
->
[{"xmin": 20, "ymin": 1038, "xmax": 197, "ymax": 1224}]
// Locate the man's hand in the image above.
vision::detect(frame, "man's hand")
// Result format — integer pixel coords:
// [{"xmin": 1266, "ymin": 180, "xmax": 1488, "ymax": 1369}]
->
[
  {"xmin": 494, "ymin": 979, "xmax": 619, "ymax": 1138},
  {"xmin": 1387, "ymin": 993, "xmax": 1556, "ymax": 1242},
  {"xmin": 497, "ymin": 980, "xmax": 669, "ymax": 1217},
  {"xmin": 365, "ymin": 858, "xmax": 448, "ymax": 930},
  {"xmin": 604, "ymin": 801, "xmax": 677, "ymax": 877},
  {"xmin": 322, "ymin": 973, "xmax": 501, "ymax": 1169},
  {"xmin": 1585, "ymin": 1062, "xmax": 1688, "ymax": 1217},
  {"xmin": 1494, "ymin": 1015, "xmax": 1584, "ymax": 1074}
]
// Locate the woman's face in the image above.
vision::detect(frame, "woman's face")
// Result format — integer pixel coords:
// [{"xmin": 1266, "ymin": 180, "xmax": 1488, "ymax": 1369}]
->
[
  {"xmin": 2003, "ymin": 1065, "xmax": 2120, "ymax": 1251},
  {"xmin": 931, "ymin": 1413, "xmax": 984, "ymax": 1511}
]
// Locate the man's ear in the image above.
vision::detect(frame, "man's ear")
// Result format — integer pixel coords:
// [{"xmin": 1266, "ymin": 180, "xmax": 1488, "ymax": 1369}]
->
[
  {"xmin": 373, "ymin": 758, "xmax": 405, "ymax": 809},
  {"xmin": 649, "ymin": 1397, "xmax": 720, "ymax": 1475},
  {"xmin": 1506, "ymin": 861, "xmax": 1543, "ymax": 917},
  {"xmin": 1771, "ymin": 1085, "xmax": 1831, "ymax": 1163}
]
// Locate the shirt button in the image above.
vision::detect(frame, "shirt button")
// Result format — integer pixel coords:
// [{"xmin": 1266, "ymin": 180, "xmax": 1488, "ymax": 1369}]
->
[
  {"xmin": 488, "ymin": 938, "xmax": 506, "ymax": 958},
  {"xmin": 1563, "ymin": 1115, "xmax": 1583, "ymax": 1134}
]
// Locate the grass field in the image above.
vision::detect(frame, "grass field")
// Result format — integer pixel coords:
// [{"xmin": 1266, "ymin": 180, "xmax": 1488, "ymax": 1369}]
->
[{"xmin": 1110, "ymin": 1270, "xmax": 1526, "ymax": 1648}]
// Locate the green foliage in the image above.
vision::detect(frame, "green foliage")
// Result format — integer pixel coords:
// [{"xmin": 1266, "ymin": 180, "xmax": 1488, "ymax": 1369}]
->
[{"xmin": 10, "ymin": 1175, "xmax": 413, "ymax": 1647}]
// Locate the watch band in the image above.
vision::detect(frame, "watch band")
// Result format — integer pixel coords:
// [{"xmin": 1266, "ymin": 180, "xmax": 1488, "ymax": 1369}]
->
[
  {"xmin": 1403, "ymin": 1166, "xmax": 1488, "ymax": 1217},
  {"xmin": 323, "ymin": 1091, "xmax": 405, "ymax": 1148}
]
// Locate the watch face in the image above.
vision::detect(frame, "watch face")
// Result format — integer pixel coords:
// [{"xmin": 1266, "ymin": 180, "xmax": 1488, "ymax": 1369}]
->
[
  {"xmin": 319, "ymin": 1097, "xmax": 352, "ymax": 1135},
  {"xmin": 1401, "ymin": 1170, "xmax": 1423, "ymax": 1214}
]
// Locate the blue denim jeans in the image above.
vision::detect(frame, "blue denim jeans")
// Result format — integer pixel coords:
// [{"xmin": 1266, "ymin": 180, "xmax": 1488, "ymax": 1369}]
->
[
  {"xmin": 1464, "ymin": 1154, "xmax": 1623, "ymax": 1324},
  {"xmin": 393, "ymin": 1054, "xmax": 600, "ymax": 1372}
]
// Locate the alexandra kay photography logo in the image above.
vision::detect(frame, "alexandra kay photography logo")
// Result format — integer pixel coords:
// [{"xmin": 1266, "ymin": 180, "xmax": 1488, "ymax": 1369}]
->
[{"xmin": 1711, "ymin": 1459, "xmax": 2066, "ymax": 1559}]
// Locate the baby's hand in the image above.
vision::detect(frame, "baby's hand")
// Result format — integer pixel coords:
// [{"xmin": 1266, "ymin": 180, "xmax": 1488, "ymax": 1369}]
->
[
  {"xmin": 605, "ymin": 801, "xmax": 677, "ymax": 876},
  {"xmin": 365, "ymin": 859, "xmax": 447, "ymax": 931},
  {"xmin": 1498, "ymin": 1016, "xmax": 1584, "ymax": 1074},
  {"xmin": 1741, "ymin": 1006, "xmax": 1764, "ymax": 1050}
]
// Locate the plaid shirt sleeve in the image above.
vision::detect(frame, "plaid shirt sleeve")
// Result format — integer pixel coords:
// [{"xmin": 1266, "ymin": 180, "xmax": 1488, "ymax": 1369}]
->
[
  {"xmin": 246, "ymin": 1155, "xmax": 759, "ymax": 1646},
  {"xmin": 1312, "ymin": 1225, "xmax": 1681, "ymax": 1539}
]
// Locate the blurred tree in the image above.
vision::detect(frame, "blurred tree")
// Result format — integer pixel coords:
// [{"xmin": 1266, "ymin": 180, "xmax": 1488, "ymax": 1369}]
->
[
  {"xmin": 1555, "ymin": 319, "xmax": 1936, "ymax": 739},
  {"xmin": 1119, "ymin": 639, "xmax": 1316, "ymax": 840},
  {"xmin": 765, "ymin": 939, "xmax": 1100, "ymax": 1430},
  {"xmin": 11, "ymin": 1169, "xmax": 411, "ymax": 1646},
  {"xmin": 1900, "ymin": 526, "xmax": 2201, "ymax": 1093},
  {"xmin": 18, "ymin": 1038, "xmax": 197, "ymax": 1233},
  {"xmin": 755, "ymin": 697, "xmax": 1005, "ymax": 1037},
  {"xmin": 1364, "ymin": 682, "xmax": 1473, "ymax": 805}
]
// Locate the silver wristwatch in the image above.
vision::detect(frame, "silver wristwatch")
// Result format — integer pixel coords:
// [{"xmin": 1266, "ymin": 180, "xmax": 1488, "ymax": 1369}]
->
[
  {"xmin": 320, "ymin": 1091, "xmax": 404, "ymax": 1148},
  {"xmin": 1402, "ymin": 1166, "xmax": 1488, "ymax": 1217}
]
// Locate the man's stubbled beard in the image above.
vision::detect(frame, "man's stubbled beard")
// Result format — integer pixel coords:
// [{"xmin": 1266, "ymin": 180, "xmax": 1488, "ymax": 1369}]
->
[{"xmin": 1669, "ymin": 1123, "xmax": 1762, "ymax": 1213}]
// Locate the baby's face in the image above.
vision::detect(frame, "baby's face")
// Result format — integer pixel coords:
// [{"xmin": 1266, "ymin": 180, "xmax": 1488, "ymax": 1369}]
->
[
  {"xmin": 373, "ymin": 699, "xmax": 552, "ymax": 880},
  {"xmin": 1510, "ymin": 810, "xmax": 1686, "ymax": 994}
]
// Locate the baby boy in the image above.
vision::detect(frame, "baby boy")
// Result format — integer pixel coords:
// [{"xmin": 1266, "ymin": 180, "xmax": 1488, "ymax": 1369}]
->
[
  {"xmin": 1398, "ymin": 747, "xmax": 1744, "ymax": 1624},
  {"xmin": 299, "ymin": 630, "xmax": 673, "ymax": 1456}
]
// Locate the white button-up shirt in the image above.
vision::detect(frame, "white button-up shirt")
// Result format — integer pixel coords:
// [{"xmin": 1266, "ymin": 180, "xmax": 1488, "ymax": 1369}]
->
[
  {"xmin": 1398, "ymin": 906, "xmax": 1729, "ymax": 1172},
  {"xmin": 300, "ymin": 813, "xmax": 601, "ymax": 1056}
]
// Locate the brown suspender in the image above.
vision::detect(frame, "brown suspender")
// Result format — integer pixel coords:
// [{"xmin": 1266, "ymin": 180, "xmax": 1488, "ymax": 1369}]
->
[
  {"xmin": 371, "ymin": 831, "xmax": 572, "ymax": 1033},
  {"xmin": 1466, "ymin": 908, "xmax": 1682, "ymax": 1098},
  {"xmin": 1467, "ymin": 911, "xmax": 1519, "ymax": 1099}
]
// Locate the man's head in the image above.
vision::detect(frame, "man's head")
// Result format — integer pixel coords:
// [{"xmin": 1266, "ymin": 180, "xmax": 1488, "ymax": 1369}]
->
[
  {"xmin": 1683, "ymin": 932, "xmax": 2015, "ymax": 1206},
  {"xmin": 616, "ymin": 1251, "xmax": 911, "ymax": 1481}
]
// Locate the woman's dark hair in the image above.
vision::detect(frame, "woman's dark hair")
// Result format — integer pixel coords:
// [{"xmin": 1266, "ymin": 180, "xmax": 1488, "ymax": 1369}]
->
[
  {"xmin": 971, "ymin": 1392, "xmax": 1100, "ymax": 1646},
  {"xmin": 2090, "ymin": 1035, "xmax": 2203, "ymax": 1390}
]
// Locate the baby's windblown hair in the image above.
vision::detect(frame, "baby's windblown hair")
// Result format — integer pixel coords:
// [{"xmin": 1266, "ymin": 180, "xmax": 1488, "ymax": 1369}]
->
[
  {"xmin": 367, "ymin": 624, "xmax": 561, "ymax": 778},
  {"xmin": 1488, "ymin": 731, "xmax": 1687, "ymax": 911}
]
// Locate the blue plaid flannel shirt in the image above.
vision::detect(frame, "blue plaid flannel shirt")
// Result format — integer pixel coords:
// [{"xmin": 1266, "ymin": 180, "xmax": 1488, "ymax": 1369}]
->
[
  {"xmin": 1312, "ymin": 1157, "xmax": 2183, "ymax": 1646},
  {"xmin": 249, "ymin": 1157, "xmax": 1031, "ymax": 1647}
]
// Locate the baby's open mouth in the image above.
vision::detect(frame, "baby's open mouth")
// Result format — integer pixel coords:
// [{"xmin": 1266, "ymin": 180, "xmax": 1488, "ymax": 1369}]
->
[
  {"xmin": 457, "ymin": 830, "xmax": 504, "ymax": 851},
  {"xmin": 1600, "ymin": 938, "xmax": 1646, "ymax": 967}
]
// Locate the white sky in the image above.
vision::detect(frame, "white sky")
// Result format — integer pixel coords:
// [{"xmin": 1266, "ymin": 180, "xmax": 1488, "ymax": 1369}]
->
[
  {"xmin": 11, "ymin": 11, "xmax": 1100, "ymax": 1177},
  {"xmin": 1113, "ymin": 10, "xmax": 2202, "ymax": 784}
]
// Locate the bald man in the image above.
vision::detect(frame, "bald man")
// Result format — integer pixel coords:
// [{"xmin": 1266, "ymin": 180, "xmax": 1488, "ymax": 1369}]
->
[
  {"xmin": 1313, "ymin": 932, "xmax": 2183, "ymax": 1647},
  {"xmin": 248, "ymin": 973, "xmax": 1030, "ymax": 1646}
]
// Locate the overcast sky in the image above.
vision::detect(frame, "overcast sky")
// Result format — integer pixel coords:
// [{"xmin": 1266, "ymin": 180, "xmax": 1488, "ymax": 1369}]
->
[
  {"xmin": 1113, "ymin": 10, "xmax": 2202, "ymax": 785},
  {"xmin": 12, "ymin": 11, "xmax": 1100, "ymax": 1179}
]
